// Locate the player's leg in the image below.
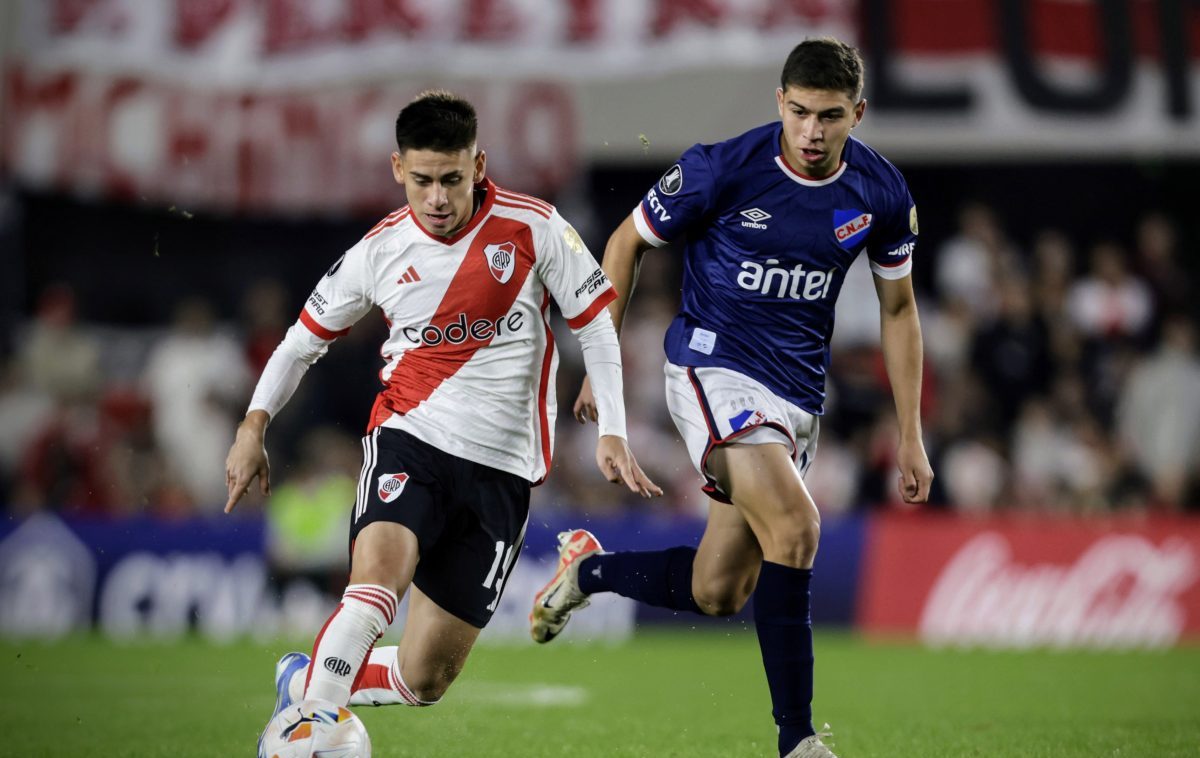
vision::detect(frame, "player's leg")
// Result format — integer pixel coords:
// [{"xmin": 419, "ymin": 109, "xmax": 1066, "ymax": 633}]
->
[
  {"xmin": 349, "ymin": 585, "xmax": 481, "ymax": 706},
  {"xmin": 529, "ymin": 363, "xmax": 771, "ymax": 642},
  {"xmin": 712, "ymin": 441, "xmax": 827, "ymax": 758},
  {"xmin": 690, "ymin": 498, "xmax": 762, "ymax": 615},
  {"xmin": 351, "ymin": 455, "xmax": 529, "ymax": 706},
  {"xmin": 303, "ymin": 520, "xmax": 413, "ymax": 705},
  {"xmin": 297, "ymin": 428, "xmax": 447, "ymax": 708},
  {"xmin": 549, "ymin": 497, "xmax": 759, "ymax": 618}
]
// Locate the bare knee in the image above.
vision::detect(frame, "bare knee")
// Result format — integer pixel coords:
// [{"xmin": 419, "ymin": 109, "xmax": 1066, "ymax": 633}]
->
[
  {"xmin": 762, "ymin": 514, "xmax": 820, "ymax": 568},
  {"xmin": 401, "ymin": 659, "xmax": 464, "ymax": 702},
  {"xmin": 692, "ymin": 572, "xmax": 756, "ymax": 617}
]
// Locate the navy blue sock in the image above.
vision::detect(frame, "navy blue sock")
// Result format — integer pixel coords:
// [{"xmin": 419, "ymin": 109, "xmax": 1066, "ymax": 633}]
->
[
  {"xmin": 577, "ymin": 547, "xmax": 703, "ymax": 614},
  {"xmin": 753, "ymin": 561, "xmax": 815, "ymax": 756}
]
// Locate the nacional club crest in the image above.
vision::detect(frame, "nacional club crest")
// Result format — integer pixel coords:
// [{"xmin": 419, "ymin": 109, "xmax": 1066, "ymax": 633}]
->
[
  {"xmin": 483, "ymin": 241, "xmax": 517, "ymax": 284},
  {"xmin": 832, "ymin": 209, "xmax": 873, "ymax": 250},
  {"xmin": 729, "ymin": 409, "xmax": 768, "ymax": 432},
  {"xmin": 377, "ymin": 473, "xmax": 409, "ymax": 503}
]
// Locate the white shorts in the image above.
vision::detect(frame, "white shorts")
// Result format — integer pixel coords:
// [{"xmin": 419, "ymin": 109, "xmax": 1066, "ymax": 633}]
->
[{"xmin": 664, "ymin": 362, "xmax": 819, "ymax": 504}]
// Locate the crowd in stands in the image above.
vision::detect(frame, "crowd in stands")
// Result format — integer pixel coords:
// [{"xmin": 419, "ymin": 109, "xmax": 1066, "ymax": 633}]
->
[{"xmin": 2, "ymin": 204, "xmax": 1197, "ymax": 520}]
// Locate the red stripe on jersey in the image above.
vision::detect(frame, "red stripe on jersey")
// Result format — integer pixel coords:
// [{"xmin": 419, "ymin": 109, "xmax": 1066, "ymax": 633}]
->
[
  {"xmin": 566, "ymin": 287, "xmax": 617, "ymax": 329},
  {"xmin": 364, "ymin": 207, "xmax": 410, "ymax": 240},
  {"xmin": 374, "ymin": 216, "xmax": 537, "ymax": 419},
  {"xmin": 534, "ymin": 289, "xmax": 555, "ymax": 485},
  {"xmin": 877, "ymin": 256, "xmax": 910, "ymax": 268},
  {"xmin": 496, "ymin": 188, "xmax": 552, "ymax": 213},
  {"xmin": 300, "ymin": 309, "xmax": 350, "ymax": 340},
  {"xmin": 495, "ymin": 198, "xmax": 551, "ymax": 219}
]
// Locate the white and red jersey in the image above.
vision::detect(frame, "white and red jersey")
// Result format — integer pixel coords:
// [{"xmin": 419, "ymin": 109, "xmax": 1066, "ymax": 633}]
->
[{"xmin": 292, "ymin": 179, "xmax": 615, "ymax": 483}]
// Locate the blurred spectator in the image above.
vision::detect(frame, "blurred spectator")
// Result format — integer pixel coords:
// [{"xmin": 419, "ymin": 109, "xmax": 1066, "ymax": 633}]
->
[
  {"xmin": 934, "ymin": 202, "xmax": 1017, "ymax": 319},
  {"xmin": 13, "ymin": 399, "xmax": 109, "ymax": 516},
  {"xmin": 1115, "ymin": 316, "xmax": 1200, "ymax": 510},
  {"xmin": 968, "ymin": 273, "xmax": 1051, "ymax": 432},
  {"xmin": 939, "ymin": 435, "xmax": 1008, "ymax": 514},
  {"xmin": 1066, "ymin": 240, "xmax": 1153, "ymax": 342},
  {"xmin": 922, "ymin": 295, "xmax": 974, "ymax": 380},
  {"xmin": 266, "ymin": 427, "xmax": 360, "ymax": 573},
  {"xmin": 98, "ymin": 388, "xmax": 192, "ymax": 518},
  {"xmin": 142, "ymin": 297, "xmax": 251, "ymax": 512},
  {"xmin": 1133, "ymin": 212, "xmax": 1189, "ymax": 321},
  {"xmin": 241, "ymin": 279, "xmax": 291, "ymax": 375},
  {"xmin": 0, "ymin": 359, "xmax": 54, "ymax": 502},
  {"xmin": 17, "ymin": 284, "xmax": 101, "ymax": 401}
]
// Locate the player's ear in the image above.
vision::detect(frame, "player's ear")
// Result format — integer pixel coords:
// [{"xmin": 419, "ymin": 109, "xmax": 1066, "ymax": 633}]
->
[
  {"xmin": 852, "ymin": 99, "xmax": 867, "ymax": 127},
  {"xmin": 473, "ymin": 150, "xmax": 487, "ymax": 183},
  {"xmin": 391, "ymin": 151, "xmax": 405, "ymax": 185},
  {"xmin": 775, "ymin": 87, "xmax": 785, "ymax": 118}
]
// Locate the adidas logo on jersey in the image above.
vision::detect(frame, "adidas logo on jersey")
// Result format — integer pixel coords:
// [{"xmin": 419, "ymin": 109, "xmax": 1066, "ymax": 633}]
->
[
  {"xmin": 736, "ymin": 259, "xmax": 836, "ymax": 301},
  {"xmin": 397, "ymin": 265, "xmax": 421, "ymax": 285}
]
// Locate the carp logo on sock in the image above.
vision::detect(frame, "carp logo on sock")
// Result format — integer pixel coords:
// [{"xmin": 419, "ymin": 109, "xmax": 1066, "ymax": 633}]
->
[
  {"xmin": 324, "ymin": 656, "xmax": 352, "ymax": 677},
  {"xmin": 377, "ymin": 472, "xmax": 409, "ymax": 503},
  {"xmin": 484, "ymin": 241, "xmax": 517, "ymax": 284}
]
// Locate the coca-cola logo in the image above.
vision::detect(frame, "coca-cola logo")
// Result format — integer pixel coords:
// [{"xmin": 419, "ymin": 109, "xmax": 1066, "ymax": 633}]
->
[{"xmin": 919, "ymin": 533, "xmax": 1198, "ymax": 649}]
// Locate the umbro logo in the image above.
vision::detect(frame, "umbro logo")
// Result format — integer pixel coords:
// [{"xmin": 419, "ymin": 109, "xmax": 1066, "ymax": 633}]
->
[
  {"xmin": 739, "ymin": 208, "xmax": 771, "ymax": 229},
  {"xmin": 397, "ymin": 265, "xmax": 421, "ymax": 285}
]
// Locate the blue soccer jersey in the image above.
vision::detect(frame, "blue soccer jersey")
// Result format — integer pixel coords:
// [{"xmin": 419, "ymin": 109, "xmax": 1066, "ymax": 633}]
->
[{"xmin": 632, "ymin": 122, "xmax": 918, "ymax": 414}]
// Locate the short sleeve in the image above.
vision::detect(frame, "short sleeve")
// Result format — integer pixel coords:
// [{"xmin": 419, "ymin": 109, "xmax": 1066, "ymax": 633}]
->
[
  {"xmin": 298, "ymin": 238, "xmax": 375, "ymax": 340},
  {"xmin": 631, "ymin": 144, "xmax": 718, "ymax": 247},
  {"xmin": 866, "ymin": 185, "xmax": 918, "ymax": 281},
  {"xmin": 538, "ymin": 212, "xmax": 617, "ymax": 329}
]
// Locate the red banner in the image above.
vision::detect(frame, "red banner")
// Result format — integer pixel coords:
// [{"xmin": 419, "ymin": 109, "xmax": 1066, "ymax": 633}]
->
[{"xmin": 858, "ymin": 514, "xmax": 1200, "ymax": 648}]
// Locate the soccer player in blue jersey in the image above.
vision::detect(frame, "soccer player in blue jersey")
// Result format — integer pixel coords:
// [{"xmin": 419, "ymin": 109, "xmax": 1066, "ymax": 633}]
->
[{"xmin": 530, "ymin": 38, "xmax": 933, "ymax": 757}]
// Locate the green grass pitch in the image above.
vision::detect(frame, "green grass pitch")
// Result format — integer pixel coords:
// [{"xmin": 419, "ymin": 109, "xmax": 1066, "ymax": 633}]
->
[{"xmin": 2, "ymin": 630, "xmax": 1198, "ymax": 756}]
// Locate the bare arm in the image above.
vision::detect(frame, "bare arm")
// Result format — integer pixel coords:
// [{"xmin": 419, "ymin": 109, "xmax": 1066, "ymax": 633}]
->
[
  {"xmin": 574, "ymin": 215, "xmax": 656, "ymax": 422},
  {"xmin": 873, "ymin": 274, "xmax": 934, "ymax": 503}
]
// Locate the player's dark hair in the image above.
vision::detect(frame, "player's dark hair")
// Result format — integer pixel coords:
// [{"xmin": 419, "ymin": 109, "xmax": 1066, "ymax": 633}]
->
[
  {"xmin": 394, "ymin": 90, "xmax": 478, "ymax": 154},
  {"xmin": 780, "ymin": 38, "xmax": 865, "ymax": 102}
]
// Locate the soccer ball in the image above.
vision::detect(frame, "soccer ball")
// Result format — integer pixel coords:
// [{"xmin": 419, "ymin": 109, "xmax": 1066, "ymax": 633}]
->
[{"xmin": 258, "ymin": 698, "xmax": 371, "ymax": 758}]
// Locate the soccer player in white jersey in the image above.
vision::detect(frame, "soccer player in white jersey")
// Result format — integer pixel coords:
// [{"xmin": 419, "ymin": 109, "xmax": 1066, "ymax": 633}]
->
[
  {"xmin": 530, "ymin": 39, "xmax": 933, "ymax": 757},
  {"xmin": 224, "ymin": 91, "xmax": 661, "ymax": 747}
]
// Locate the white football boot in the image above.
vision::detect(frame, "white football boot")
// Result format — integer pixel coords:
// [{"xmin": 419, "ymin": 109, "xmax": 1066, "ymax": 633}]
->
[
  {"xmin": 257, "ymin": 651, "xmax": 311, "ymax": 755},
  {"xmin": 783, "ymin": 726, "xmax": 838, "ymax": 758},
  {"xmin": 529, "ymin": 529, "xmax": 603, "ymax": 643}
]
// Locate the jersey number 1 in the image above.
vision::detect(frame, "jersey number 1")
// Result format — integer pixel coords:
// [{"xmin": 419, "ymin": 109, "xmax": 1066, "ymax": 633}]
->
[{"xmin": 483, "ymin": 540, "xmax": 517, "ymax": 612}]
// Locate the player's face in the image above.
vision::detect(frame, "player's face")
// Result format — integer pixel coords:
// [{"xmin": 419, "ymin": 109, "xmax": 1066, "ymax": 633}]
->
[
  {"xmin": 392, "ymin": 147, "xmax": 486, "ymax": 236},
  {"xmin": 776, "ymin": 86, "xmax": 865, "ymax": 178}
]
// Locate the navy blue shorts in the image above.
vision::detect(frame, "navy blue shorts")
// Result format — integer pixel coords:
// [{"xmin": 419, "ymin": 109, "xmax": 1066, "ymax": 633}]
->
[{"xmin": 348, "ymin": 427, "xmax": 529, "ymax": 628}]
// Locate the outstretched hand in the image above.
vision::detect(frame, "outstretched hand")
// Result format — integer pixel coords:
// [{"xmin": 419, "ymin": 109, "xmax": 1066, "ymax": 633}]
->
[
  {"xmin": 596, "ymin": 435, "xmax": 663, "ymax": 499},
  {"xmin": 896, "ymin": 436, "xmax": 934, "ymax": 504},
  {"xmin": 224, "ymin": 417, "xmax": 271, "ymax": 513}
]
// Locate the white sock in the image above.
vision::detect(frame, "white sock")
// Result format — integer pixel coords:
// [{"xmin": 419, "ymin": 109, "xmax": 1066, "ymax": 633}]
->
[
  {"xmin": 349, "ymin": 646, "xmax": 439, "ymax": 707},
  {"xmin": 304, "ymin": 584, "xmax": 398, "ymax": 705}
]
